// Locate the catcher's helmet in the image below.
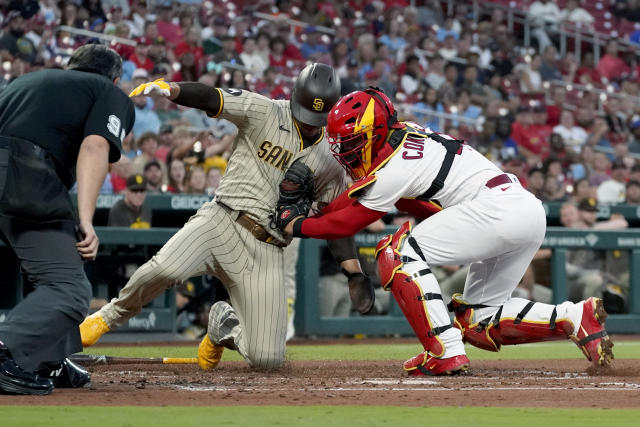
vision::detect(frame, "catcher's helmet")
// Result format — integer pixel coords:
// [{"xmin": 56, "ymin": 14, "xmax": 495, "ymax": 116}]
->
[
  {"xmin": 290, "ymin": 63, "xmax": 341, "ymax": 127},
  {"xmin": 327, "ymin": 87, "xmax": 398, "ymax": 179}
]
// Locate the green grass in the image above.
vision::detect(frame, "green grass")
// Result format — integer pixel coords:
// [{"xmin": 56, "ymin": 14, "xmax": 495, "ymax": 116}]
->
[
  {"xmin": 1, "ymin": 406, "xmax": 639, "ymax": 427},
  {"xmin": 83, "ymin": 340, "xmax": 640, "ymax": 362}
]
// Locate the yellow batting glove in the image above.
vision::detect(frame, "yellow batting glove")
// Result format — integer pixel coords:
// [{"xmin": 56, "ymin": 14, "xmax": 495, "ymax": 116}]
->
[{"xmin": 129, "ymin": 78, "xmax": 171, "ymax": 97}]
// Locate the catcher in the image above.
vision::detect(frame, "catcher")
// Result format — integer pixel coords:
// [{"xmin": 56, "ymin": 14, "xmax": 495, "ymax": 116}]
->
[
  {"xmin": 275, "ymin": 88, "xmax": 614, "ymax": 375},
  {"xmin": 80, "ymin": 64, "xmax": 375, "ymax": 370}
]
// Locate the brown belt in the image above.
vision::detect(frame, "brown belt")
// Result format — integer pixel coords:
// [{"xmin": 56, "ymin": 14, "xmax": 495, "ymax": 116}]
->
[{"xmin": 218, "ymin": 202, "xmax": 286, "ymax": 248}]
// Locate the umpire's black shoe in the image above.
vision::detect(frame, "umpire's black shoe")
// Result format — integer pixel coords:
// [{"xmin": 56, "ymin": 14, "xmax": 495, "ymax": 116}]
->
[
  {"xmin": 0, "ymin": 343, "xmax": 54, "ymax": 395},
  {"xmin": 35, "ymin": 358, "xmax": 90, "ymax": 388}
]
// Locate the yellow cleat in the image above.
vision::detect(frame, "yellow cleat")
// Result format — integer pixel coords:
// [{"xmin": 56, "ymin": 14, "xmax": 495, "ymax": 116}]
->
[
  {"xmin": 197, "ymin": 335, "xmax": 224, "ymax": 370},
  {"xmin": 79, "ymin": 313, "xmax": 110, "ymax": 347}
]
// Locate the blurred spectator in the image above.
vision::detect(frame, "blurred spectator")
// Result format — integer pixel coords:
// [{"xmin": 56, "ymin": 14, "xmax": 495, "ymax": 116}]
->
[
  {"xmin": 613, "ymin": 0, "xmax": 640, "ymax": 22},
  {"xmin": 254, "ymin": 67, "xmax": 288, "ymax": 99},
  {"xmin": 569, "ymin": 177, "xmax": 596, "ymax": 204},
  {"xmin": 604, "ymin": 98, "xmax": 629, "ymax": 137},
  {"xmin": 240, "ymin": 36, "xmax": 268, "ymax": 77},
  {"xmin": 185, "ymin": 165, "xmax": 206, "ymax": 194},
  {"xmin": 143, "ymin": 159, "xmax": 164, "ymax": 193},
  {"xmin": 213, "ymin": 34, "xmax": 243, "ymax": 66},
  {"xmin": 541, "ymin": 172, "xmax": 566, "ymax": 201},
  {"xmin": 108, "ymin": 174, "xmax": 151, "ymax": 228},
  {"xmin": 517, "ymin": 54, "xmax": 543, "ymax": 93},
  {"xmin": 448, "ymin": 89, "xmax": 482, "ymax": 130},
  {"xmin": 560, "ymin": 0, "xmax": 594, "ymax": 27},
  {"xmin": 110, "ymin": 156, "xmax": 132, "ymax": 194},
  {"xmin": 628, "ymin": 119, "xmax": 640, "ymax": 155},
  {"xmin": 526, "ymin": 167, "xmax": 545, "ymax": 199},
  {"xmin": 129, "ymin": 38, "xmax": 154, "ymax": 72},
  {"xmin": 340, "ymin": 58, "xmax": 365, "ymax": 95},
  {"xmin": 300, "ymin": 26, "xmax": 329, "ymax": 61},
  {"xmin": 436, "ymin": 17, "xmax": 459, "ymax": 42},
  {"xmin": 573, "ymin": 51, "xmax": 601, "ymax": 86},
  {"xmin": 438, "ymin": 62, "xmax": 458, "ymax": 105},
  {"xmin": 490, "ymin": 45, "xmax": 515, "ymax": 77},
  {"xmin": 552, "ymin": 110, "xmax": 588, "ymax": 153},
  {"xmin": 0, "ymin": 11, "xmax": 36, "ymax": 64},
  {"xmin": 399, "ymin": 54, "xmax": 423, "ymax": 97},
  {"xmin": 539, "ymin": 45, "xmax": 563, "ymax": 82},
  {"xmin": 363, "ymin": 58, "xmax": 396, "ymax": 97},
  {"xmin": 437, "ymin": 34, "xmax": 458, "ymax": 61},
  {"xmin": 171, "ymin": 51, "xmax": 199, "ymax": 82},
  {"xmin": 626, "ymin": 179, "xmax": 640, "ymax": 204},
  {"xmin": 511, "ymin": 105, "xmax": 551, "ymax": 166},
  {"xmin": 412, "ymin": 86, "xmax": 444, "ymax": 132},
  {"xmin": 595, "ymin": 40, "xmax": 631, "ymax": 83},
  {"xmin": 597, "ymin": 160, "xmax": 629, "ymax": 204},
  {"xmin": 527, "ymin": 0, "xmax": 562, "ymax": 50},
  {"xmin": 131, "ymin": 132, "xmax": 167, "ymax": 179},
  {"xmin": 424, "ymin": 54, "xmax": 446, "ymax": 91},
  {"xmin": 175, "ymin": 27, "xmax": 204, "ymax": 71},
  {"xmin": 167, "ymin": 158, "xmax": 187, "ymax": 194},
  {"xmin": 268, "ymin": 36, "xmax": 288, "ymax": 72},
  {"xmin": 155, "ymin": 0, "xmax": 182, "ymax": 47},
  {"xmin": 589, "ymin": 152, "xmax": 613, "ymax": 187}
]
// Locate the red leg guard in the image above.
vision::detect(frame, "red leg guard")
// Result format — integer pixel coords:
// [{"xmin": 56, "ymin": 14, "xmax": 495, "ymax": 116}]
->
[
  {"xmin": 389, "ymin": 271, "xmax": 446, "ymax": 357},
  {"xmin": 449, "ymin": 294, "xmax": 573, "ymax": 352}
]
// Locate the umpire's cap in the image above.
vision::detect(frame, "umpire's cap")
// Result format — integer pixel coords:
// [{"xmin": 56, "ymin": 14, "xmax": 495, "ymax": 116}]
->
[
  {"xmin": 290, "ymin": 63, "xmax": 341, "ymax": 127},
  {"xmin": 67, "ymin": 43, "xmax": 123, "ymax": 82}
]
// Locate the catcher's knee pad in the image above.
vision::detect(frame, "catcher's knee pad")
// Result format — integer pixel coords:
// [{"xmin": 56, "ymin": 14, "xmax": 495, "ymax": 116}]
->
[
  {"xmin": 449, "ymin": 294, "xmax": 574, "ymax": 352},
  {"xmin": 375, "ymin": 221, "xmax": 412, "ymax": 290}
]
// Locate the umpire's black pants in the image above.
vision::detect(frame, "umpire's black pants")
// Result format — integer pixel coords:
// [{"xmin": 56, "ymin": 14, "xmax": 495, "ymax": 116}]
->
[{"xmin": 0, "ymin": 147, "xmax": 90, "ymax": 372}]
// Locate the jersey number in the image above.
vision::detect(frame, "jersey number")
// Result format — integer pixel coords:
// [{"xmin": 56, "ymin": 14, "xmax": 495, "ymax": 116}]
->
[{"xmin": 107, "ymin": 115, "xmax": 121, "ymax": 139}]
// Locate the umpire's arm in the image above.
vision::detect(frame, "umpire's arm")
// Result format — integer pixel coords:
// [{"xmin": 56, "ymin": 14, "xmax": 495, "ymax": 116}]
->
[{"xmin": 76, "ymin": 135, "xmax": 110, "ymax": 260}]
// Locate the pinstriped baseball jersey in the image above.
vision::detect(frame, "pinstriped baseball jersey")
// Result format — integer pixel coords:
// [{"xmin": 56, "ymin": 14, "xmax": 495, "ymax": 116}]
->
[
  {"xmin": 95, "ymin": 85, "xmax": 347, "ymax": 369},
  {"xmin": 212, "ymin": 89, "xmax": 347, "ymax": 243}
]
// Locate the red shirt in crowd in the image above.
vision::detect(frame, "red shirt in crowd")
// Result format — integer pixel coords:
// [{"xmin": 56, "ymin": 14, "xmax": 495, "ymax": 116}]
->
[
  {"xmin": 596, "ymin": 54, "xmax": 630, "ymax": 82},
  {"xmin": 156, "ymin": 19, "xmax": 183, "ymax": 47},
  {"xmin": 174, "ymin": 41, "xmax": 204, "ymax": 67},
  {"xmin": 510, "ymin": 121, "xmax": 552, "ymax": 159},
  {"xmin": 128, "ymin": 53, "xmax": 155, "ymax": 71}
]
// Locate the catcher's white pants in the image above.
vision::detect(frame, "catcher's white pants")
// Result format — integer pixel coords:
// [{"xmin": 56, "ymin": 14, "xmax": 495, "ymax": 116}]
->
[{"xmin": 405, "ymin": 180, "xmax": 548, "ymax": 323}]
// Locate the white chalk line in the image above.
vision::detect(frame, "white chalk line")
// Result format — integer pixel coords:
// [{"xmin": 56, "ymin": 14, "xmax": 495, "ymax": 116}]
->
[{"xmin": 170, "ymin": 384, "xmax": 640, "ymax": 392}]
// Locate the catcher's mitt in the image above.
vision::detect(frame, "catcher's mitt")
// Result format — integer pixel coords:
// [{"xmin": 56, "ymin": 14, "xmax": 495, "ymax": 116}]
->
[{"xmin": 277, "ymin": 159, "xmax": 314, "ymax": 207}]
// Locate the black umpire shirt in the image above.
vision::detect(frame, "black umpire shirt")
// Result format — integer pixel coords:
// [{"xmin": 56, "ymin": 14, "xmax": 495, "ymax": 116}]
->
[{"xmin": 0, "ymin": 69, "xmax": 135, "ymax": 188}]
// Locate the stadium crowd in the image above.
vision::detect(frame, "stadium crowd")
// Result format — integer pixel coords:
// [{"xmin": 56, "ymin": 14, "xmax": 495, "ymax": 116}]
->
[{"xmin": 1, "ymin": 0, "xmax": 639, "ymax": 318}]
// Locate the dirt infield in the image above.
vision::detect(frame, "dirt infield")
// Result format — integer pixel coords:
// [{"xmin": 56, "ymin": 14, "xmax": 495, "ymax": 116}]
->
[{"xmin": 1, "ymin": 357, "xmax": 639, "ymax": 407}]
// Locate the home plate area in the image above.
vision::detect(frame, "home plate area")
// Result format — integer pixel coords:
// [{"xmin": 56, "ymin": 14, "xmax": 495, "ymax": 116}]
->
[{"xmin": 3, "ymin": 359, "xmax": 636, "ymax": 407}]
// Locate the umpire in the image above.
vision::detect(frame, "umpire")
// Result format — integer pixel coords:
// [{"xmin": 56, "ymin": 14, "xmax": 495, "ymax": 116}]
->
[{"xmin": 0, "ymin": 44, "xmax": 134, "ymax": 395}]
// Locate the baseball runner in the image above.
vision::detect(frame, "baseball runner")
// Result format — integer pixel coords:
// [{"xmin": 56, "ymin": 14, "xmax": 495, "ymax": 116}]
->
[
  {"xmin": 276, "ymin": 88, "xmax": 614, "ymax": 375},
  {"xmin": 80, "ymin": 64, "xmax": 375, "ymax": 370}
]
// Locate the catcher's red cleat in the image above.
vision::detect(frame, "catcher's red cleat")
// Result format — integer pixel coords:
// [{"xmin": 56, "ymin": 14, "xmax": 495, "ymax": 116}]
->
[
  {"xmin": 403, "ymin": 352, "xmax": 470, "ymax": 376},
  {"xmin": 570, "ymin": 297, "xmax": 614, "ymax": 367}
]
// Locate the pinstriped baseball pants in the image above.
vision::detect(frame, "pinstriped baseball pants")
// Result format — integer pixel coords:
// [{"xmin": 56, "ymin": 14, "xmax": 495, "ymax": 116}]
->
[{"xmin": 99, "ymin": 201, "xmax": 288, "ymax": 369}]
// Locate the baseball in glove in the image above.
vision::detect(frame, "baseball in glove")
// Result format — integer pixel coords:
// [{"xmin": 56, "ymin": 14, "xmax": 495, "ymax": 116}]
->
[{"xmin": 277, "ymin": 159, "xmax": 314, "ymax": 207}]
